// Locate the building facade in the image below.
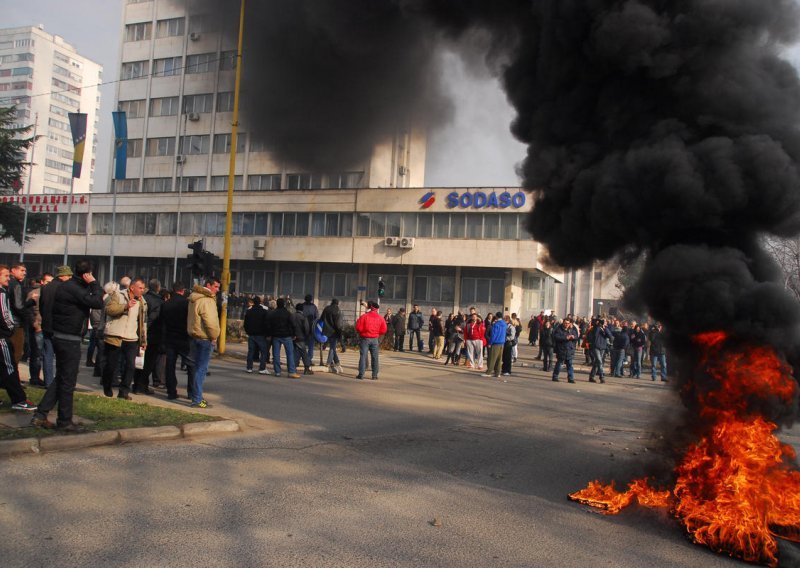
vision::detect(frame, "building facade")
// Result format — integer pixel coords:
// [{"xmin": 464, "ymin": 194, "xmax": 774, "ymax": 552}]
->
[{"xmin": 0, "ymin": 25, "xmax": 102, "ymax": 195}]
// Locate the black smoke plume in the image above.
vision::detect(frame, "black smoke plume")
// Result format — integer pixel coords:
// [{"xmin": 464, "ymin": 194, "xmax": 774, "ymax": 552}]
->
[{"xmin": 194, "ymin": 0, "xmax": 800, "ymax": 418}]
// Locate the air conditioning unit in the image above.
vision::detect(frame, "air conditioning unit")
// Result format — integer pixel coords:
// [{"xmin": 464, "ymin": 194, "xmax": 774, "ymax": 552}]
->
[
  {"xmin": 189, "ymin": 32, "xmax": 201, "ymax": 41},
  {"xmin": 384, "ymin": 236, "xmax": 400, "ymax": 247},
  {"xmin": 176, "ymin": 155, "xmax": 186, "ymax": 164},
  {"xmin": 253, "ymin": 238, "xmax": 266, "ymax": 249},
  {"xmin": 399, "ymin": 237, "xmax": 415, "ymax": 249},
  {"xmin": 253, "ymin": 249, "xmax": 265, "ymax": 259},
  {"xmin": 187, "ymin": 112, "xmax": 200, "ymax": 121}
]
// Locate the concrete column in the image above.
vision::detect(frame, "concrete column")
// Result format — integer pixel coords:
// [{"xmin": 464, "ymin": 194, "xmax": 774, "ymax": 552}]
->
[
  {"xmin": 507, "ymin": 268, "xmax": 523, "ymax": 316},
  {"xmin": 406, "ymin": 264, "xmax": 414, "ymax": 314},
  {"xmin": 314, "ymin": 262, "xmax": 321, "ymax": 304},
  {"xmin": 453, "ymin": 266, "xmax": 461, "ymax": 314}
]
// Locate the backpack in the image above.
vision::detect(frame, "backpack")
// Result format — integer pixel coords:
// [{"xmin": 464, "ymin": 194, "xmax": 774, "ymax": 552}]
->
[{"xmin": 314, "ymin": 320, "xmax": 328, "ymax": 343}]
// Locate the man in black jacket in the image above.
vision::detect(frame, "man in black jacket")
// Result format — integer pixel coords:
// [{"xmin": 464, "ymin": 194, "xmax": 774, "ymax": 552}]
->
[
  {"xmin": 649, "ymin": 322, "xmax": 668, "ymax": 382},
  {"xmin": 588, "ymin": 319, "xmax": 614, "ymax": 384},
  {"xmin": 136, "ymin": 279, "xmax": 164, "ymax": 388},
  {"xmin": 299, "ymin": 294, "xmax": 318, "ymax": 366},
  {"xmin": 243, "ymin": 296, "xmax": 270, "ymax": 374},
  {"xmin": 321, "ymin": 298, "xmax": 345, "ymax": 373},
  {"xmin": 0, "ymin": 265, "xmax": 37, "ymax": 411},
  {"xmin": 9, "ymin": 262, "xmax": 32, "ymax": 364},
  {"xmin": 552, "ymin": 318, "xmax": 578, "ymax": 384},
  {"xmin": 406, "ymin": 305, "xmax": 424, "ymax": 352},
  {"xmin": 292, "ymin": 303, "xmax": 312, "ymax": 375},
  {"xmin": 161, "ymin": 282, "xmax": 194, "ymax": 400},
  {"xmin": 33, "ymin": 259, "xmax": 104, "ymax": 431},
  {"xmin": 267, "ymin": 298, "xmax": 299, "ymax": 378}
]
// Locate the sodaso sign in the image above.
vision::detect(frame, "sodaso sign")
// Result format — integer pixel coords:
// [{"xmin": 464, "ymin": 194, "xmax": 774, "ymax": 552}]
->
[{"xmin": 444, "ymin": 190, "xmax": 527, "ymax": 209}]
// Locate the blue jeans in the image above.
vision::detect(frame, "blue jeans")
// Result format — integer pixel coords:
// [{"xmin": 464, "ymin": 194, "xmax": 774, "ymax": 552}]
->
[
  {"xmin": 272, "ymin": 336, "xmax": 296, "ymax": 375},
  {"xmin": 632, "ymin": 348, "xmax": 643, "ymax": 377},
  {"xmin": 612, "ymin": 348, "xmax": 626, "ymax": 376},
  {"xmin": 306, "ymin": 335, "xmax": 315, "ymax": 365},
  {"xmin": 28, "ymin": 329, "xmax": 43, "ymax": 382},
  {"xmin": 326, "ymin": 336, "xmax": 340, "ymax": 366},
  {"xmin": 246, "ymin": 335, "xmax": 269, "ymax": 371},
  {"xmin": 651, "ymin": 353, "xmax": 667, "ymax": 380},
  {"xmin": 408, "ymin": 329, "xmax": 422, "ymax": 351},
  {"xmin": 589, "ymin": 348, "xmax": 605, "ymax": 379},
  {"xmin": 42, "ymin": 335, "xmax": 55, "ymax": 386},
  {"xmin": 553, "ymin": 357, "xmax": 574, "ymax": 382},
  {"xmin": 358, "ymin": 337, "xmax": 380, "ymax": 379},
  {"xmin": 190, "ymin": 339, "xmax": 213, "ymax": 404}
]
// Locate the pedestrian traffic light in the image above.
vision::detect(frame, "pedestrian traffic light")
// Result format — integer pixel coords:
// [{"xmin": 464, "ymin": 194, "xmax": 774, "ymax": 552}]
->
[
  {"xmin": 202, "ymin": 249, "xmax": 220, "ymax": 278},
  {"xmin": 186, "ymin": 240, "xmax": 205, "ymax": 277},
  {"xmin": 377, "ymin": 278, "xmax": 386, "ymax": 298}
]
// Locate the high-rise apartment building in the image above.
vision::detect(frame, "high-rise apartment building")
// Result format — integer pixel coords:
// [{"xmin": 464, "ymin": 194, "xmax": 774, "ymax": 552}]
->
[
  {"xmin": 0, "ymin": 25, "xmax": 102, "ymax": 194},
  {"xmin": 114, "ymin": 0, "xmax": 427, "ymax": 195}
]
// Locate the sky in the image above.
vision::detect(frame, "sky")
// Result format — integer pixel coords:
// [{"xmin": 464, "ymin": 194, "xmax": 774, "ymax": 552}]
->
[{"xmin": 4, "ymin": 1, "xmax": 525, "ymax": 190}]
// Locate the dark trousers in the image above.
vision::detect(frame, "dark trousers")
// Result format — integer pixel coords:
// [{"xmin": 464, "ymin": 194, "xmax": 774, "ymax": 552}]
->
[
  {"xmin": 294, "ymin": 340, "xmax": 310, "ymax": 370},
  {"xmin": 135, "ymin": 342, "xmax": 162, "ymax": 387},
  {"xmin": 0, "ymin": 339, "xmax": 26, "ymax": 404},
  {"xmin": 103, "ymin": 341, "xmax": 139, "ymax": 396},
  {"xmin": 408, "ymin": 329, "xmax": 422, "ymax": 351},
  {"xmin": 36, "ymin": 337, "xmax": 81, "ymax": 426},
  {"xmin": 393, "ymin": 333, "xmax": 405, "ymax": 351},
  {"xmin": 165, "ymin": 343, "xmax": 194, "ymax": 398},
  {"xmin": 502, "ymin": 342, "xmax": 513, "ymax": 374},
  {"xmin": 27, "ymin": 328, "xmax": 43, "ymax": 383},
  {"xmin": 542, "ymin": 347, "xmax": 553, "ymax": 371}
]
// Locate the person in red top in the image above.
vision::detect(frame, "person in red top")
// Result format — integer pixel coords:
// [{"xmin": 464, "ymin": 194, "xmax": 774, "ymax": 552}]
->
[
  {"xmin": 355, "ymin": 300, "xmax": 387, "ymax": 380},
  {"xmin": 464, "ymin": 312, "xmax": 486, "ymax": 370}
]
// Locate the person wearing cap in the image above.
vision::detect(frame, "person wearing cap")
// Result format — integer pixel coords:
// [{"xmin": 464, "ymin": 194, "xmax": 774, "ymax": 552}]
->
[
  {"xmin": 37, "ymin": 266, "xmax": 73, "ymax": 387},
  {"xmin": 33, "ymin": 260, "xmax": 104, "ymax": 431},
  {"xmin": 355, "ymin": 300, "xmax": 387, "ymax": 380},
  {"xmin": 390, "ymin": 307, "xmax": 407, "ymax": 352}
]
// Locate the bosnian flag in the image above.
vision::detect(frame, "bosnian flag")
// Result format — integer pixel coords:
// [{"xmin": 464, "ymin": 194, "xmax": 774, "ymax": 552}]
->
[
  {"xmin": 68, "ymin": 112, "xmax": 87, "ymax": 178},
  {"xmin": 419, "ymin": 191, "xmax": 435, "ymax": 209}
]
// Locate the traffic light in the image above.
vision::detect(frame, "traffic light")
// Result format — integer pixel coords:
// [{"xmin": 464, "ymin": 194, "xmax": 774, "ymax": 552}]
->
[
  {"xmin": 202, "ymin": 250, "xmax": 220, "ymax": 278},
  {"xmin": 377, "ymin": 278, "xmax": 386, "ymax": 298},
  {"xmin": 186, "ymin": 240, "xmax": 205, "ymax": 277}
]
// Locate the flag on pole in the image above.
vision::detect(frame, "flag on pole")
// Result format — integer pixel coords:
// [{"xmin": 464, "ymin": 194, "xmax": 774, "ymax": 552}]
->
[
  {"xmin": 68, "ymin": 112, "xmax": 87, "ymax": 178},
  {"xmin": 112, "ymin": 110, "xmax": 128, "ymax": 180}
]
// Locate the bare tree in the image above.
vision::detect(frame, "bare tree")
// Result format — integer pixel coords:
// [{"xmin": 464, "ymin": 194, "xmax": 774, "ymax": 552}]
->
[{"xmin": 763, "ymin": 236, "xmax": 800, "ymax": 303}]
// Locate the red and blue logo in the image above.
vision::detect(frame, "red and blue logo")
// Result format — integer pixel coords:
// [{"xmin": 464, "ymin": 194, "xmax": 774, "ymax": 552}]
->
[{"xmin": 419, "ymin": 191, "xmax": 436, "ymax": 209}]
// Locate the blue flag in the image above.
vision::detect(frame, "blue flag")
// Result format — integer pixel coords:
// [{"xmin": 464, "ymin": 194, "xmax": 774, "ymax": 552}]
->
[
  {"xmin": 68, "ymin": 112, "xmax": 87, "ymax": 178},
  {"xmin": 112, "ymin": 111, "xmax": 128, "ymax": 180}
]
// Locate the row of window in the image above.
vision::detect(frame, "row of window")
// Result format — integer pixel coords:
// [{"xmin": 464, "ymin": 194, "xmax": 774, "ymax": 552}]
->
[
  {"xmin": 121, "ymin": 51, "xmax": 235, "ymax": 81},
  {"xmin": 119, "ymin": 92, "xmax": 236, "ymax": 118},
  {"xmin": 0, "ymin": 67, "xmax": 33, "ymax": 78},
  {"xmin": 124, "ymin": 16, "xmax": 215, "ymax": 42},
  {"xmin": 114, "ymin": 172, "xmax": 364, "ymax": 193},
  {"xmin": 90, "ymin": 212, "xmax": 530, "ymax": 241}
]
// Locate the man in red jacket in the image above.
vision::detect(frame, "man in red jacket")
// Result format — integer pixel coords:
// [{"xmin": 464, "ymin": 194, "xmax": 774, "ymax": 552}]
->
[{"xmin": 355, "ymin": 300, "xmax": 387, "ymax": 380}]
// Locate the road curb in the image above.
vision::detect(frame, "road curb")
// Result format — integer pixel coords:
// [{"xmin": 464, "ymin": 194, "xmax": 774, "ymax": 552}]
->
[
  {"xmin": 119, "ymin": 425, "xmax": 182, "ymax": 443},
  {"xmin": 39, "ymin": 430, "xmax": 120, "ymax": 452},
  {"xmin": 0, "ymin": 437, "xmax": 40, "ymax": 456},
  {"xmin": 182, "ymin": 419, "xmax": 241, "ymax": 436}
]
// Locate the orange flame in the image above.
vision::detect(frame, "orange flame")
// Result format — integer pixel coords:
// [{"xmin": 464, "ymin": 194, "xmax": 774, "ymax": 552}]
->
[{"xmin": 569, "ymin": 332, "xmax": 800, "ymax": 567}]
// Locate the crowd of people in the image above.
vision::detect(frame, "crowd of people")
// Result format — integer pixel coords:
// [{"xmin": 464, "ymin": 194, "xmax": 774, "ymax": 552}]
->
[{"xmin": 3, "ymin": 259, "xmax": 670, "ymax": 433}]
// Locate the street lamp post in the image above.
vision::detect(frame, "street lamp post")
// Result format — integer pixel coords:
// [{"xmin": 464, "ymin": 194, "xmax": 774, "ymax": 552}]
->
[{"xmin": 218, "ymin": 0, "xmax": 246, "ymax": 355}]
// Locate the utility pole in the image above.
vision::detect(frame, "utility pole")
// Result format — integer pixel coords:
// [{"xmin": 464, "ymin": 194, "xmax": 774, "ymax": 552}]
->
[{"xmin": 217, "ymin": 0, "xmax": 246, "ymax": 355}]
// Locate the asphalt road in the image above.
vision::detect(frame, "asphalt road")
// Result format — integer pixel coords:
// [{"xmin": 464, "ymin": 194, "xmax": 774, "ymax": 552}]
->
[{"xmin": 2, "ymin": 345, "xmax": 797, "ymax": 567}]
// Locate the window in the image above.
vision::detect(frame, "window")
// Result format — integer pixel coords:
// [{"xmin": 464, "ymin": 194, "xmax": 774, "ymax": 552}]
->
[
  {"xmin": 13, "ymin": 67, "xmax": 33, "ymax": 77},
  {"xmin": 461, "ymin": 277, "xmax": 505, "ymax": 305},
  {"xmin": 367, "ymin": 274, "xmax": 408, "ymax": 301},
  {"xmin": 125, "ymin": 22, "xmax": 152, "ymax": 42},
  {"xmin": 179, "ymin": 135, "xmax": 210, "ymax": 155},
  {"xmin": 45, "ymin": 159, "xmax": 72, "ymax": 172},
  {"xmin": 118, "ymin": 99, "xmax": 146, "ymax": 118},
  {"xmin": 126, "ymin": 138, "xmax": 143, "ymax": 158},
  {"xmin": 48, "ymin": 117, "xmax": 70, "ymax": 132},
  {"xmin": 156, "ymin": 17, "xmax": 185, "ymax": 38},
  {"xmin": 483, "ymin": 213, "xmax": 500, "ymax": 239},
  {"xmin": 216, "ymin": 91, "xmax": 234, "ymax": 112},
  {"xmin": 356, "ymin": 213, "xmax": 370, "ymax": 237},
  {"xmin": 145, "ymin": 137, "xmax": 176, "ymax": 157},
  {"xmin": 401, "ymin": 213, "xmax": 417, "ymax": 237},
  {"xmin": 247, "ymin": 174, "xmax": 281, "ymax": 190},
  {"xmin": 213, "ymin": 133, "xmax": 245, "ymax": 153},
  {"xmin": 370, "ymin": 213, "xmax": 386, "ymax": 237},
  {"xmin": 466, "ymin": 213, "xmax": 482, "ymax": 239},
  {"xmin": 157, "ymin": 213, "xmax": 177, "ymax": 235},
  {"xmin": 152, "ymin": 57, "xmax": 182, "ymax": 77},
  {"xmin": 450, "ymin": 213, "xmax": 466, "ymax": 239},
  {"xmin": 210, "ymin": 176, "xmax": 243, "ymax": 191},
  {"xmin": 92, "ymin": 213, "xmax": 112, "ymax": 234},
  {"xmin": 114, "ymin": 179, "xmax": 140, "ymax": 193},
  {"xmin": 279, "ymin": 271, "xmax": 315, "ymax": 299},
  {"xmin": 434, "ymin": 213, "xmax": 449, "ymax": 238},
  {"xmin": 417, "ymin": 214, "xmax": 433, "ymax": 238},
  {"xmin": 327, "ymin": 171, "xmax": 363, "ymax": 189},
  {"xmin": 183, "ymin": 93, "xmax": 213, "ymax": 113},
  {"xmin": 179, "ymin": 176, "xmax": 207, "ymax": 192},
  {"xmin": 386, "ymin": 213, "xmax": 401, "ymax": 238},
  {"xmin": 219, "ymin": 50, "xmax": 236, "ymax": 70},
  {"xmin": 121, "ymin": 60, "xmax": 148, "ymax": 80},
  {"xmin": 310, "ymin": 213, "xmax": 325, "ymax": 237},
  {"xmin": 249, "ymin": 134, "xmax": 267, "ymax": 152},
  {"xmin": 286, "ymin": 173, "xmax": 310, "ymax": 190},
  {"xmin": 142, "ymin": 177, "xmax": 172, "ymax": 192},
  {"xmin": 186, "ymin": 53, "xmax": 215, "ymax": 74},
  {"xmin": 500, "ymin": 215, "xmax": 518, "ymax": 240},
  {"xmin": 188, "ymin": 14, "xmax": 212, "ymax": 33},
  {"xmin": 150, "ymin": 96, "xmax": 179, "ymax": 116},
  {"xmin": 413, "ymin": 275, "xmax": 455, "ymax": 303},
  {"xmin": 320, "ymin": 272, "xmax": 358, "ymax": 298},
  {"xmin": 340, "ymin": 213, "xmax": 353, "ymax": 237}
]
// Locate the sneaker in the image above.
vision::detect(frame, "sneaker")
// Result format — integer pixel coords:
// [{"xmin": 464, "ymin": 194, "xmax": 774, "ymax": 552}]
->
[
  {"xmin": 329, "ymin": 364, "xmax": 338, "ymax": 374},
  {"xmin": 246, "ymin": 369, "xmax": 253, "ymax": 373},
  {"xmin": 355, "ymin": 375, "xmax": 364, "ymax": 380},
  {"xmin": 336, "ymin": 365, "xmax": 343, "ymax": 374},
  {"xmin": 288, "ymin": 373, "xmax": 301, "ymax": 379},
  {"xmin": 481, "ymin": 373, "xmax": 493, "ymax": 378},
  {"xmin": 30, "ymin": 416, "xmax": 55, "ymax": 429},
  {"xmin": 190, "ymin": 400, "xmax": 209, "ymax": 408},
  {"xmin": 303, "ymin": 369, "xmax": 314, "ymax": 375},
  {"xmin": 12, "ymin": 400, "xmax": 37, "ymax": 411},
  {"xmin": 501, "ymin": 372, "xmax": 511, "ymax": 376},
  {"xmin": 258, "ymin": 369, "xmax": 271, "ymax": 375}
]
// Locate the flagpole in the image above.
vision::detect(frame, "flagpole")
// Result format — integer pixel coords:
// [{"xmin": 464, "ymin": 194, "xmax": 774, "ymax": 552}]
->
[
  {"xmin": 63, "ymin": 175, "xmax": 75, "ymax": 265},
  {"xmin": 218, "ymin": 0, "xmax": 246, "ymax": 355},
  {"xmin": 20, "ymin": 112, "xmax": 38, "ymax": 262}
]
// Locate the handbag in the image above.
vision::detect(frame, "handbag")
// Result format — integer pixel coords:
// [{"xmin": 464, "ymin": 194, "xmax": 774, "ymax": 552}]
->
[{"xmin": 134, "ymin": 347, "xmax": 146, "ymax": 370}]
